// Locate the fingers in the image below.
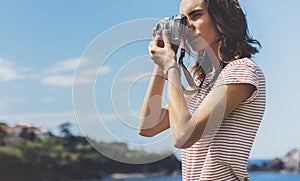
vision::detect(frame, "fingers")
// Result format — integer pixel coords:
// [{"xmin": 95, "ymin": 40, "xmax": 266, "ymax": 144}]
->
[
  {"xmin": 148, "ymin": 40, "xmax": 154, "ymax": 53},
  {"xmin": 148, "ymin": 40, "xmax": 158, "ymax": 57},
  {"xmin": 162, "ymin": 30, "xmax": 171, "ymax": 48},
  {"xmin": 148, "ymin": 41, "xmax": 155, "ymax": 60},
  {"xmin": 163, "ymin": 17, "xmax": 169, "ymax": 21},
  {"xmin": 152, "ymin": 27, "xmax": 156, "ymax": 38}
]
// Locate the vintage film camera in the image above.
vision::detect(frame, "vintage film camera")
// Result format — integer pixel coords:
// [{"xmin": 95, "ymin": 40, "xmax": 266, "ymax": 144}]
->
[{"xmin": 155, "ymin": 14, "xmax": 188, "ymax": 46}]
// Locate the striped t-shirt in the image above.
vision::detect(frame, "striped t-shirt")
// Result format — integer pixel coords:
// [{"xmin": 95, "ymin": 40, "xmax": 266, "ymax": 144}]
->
[{"xmin": 181, "ymin": 58, "xmax": 266, "ymax": 181}]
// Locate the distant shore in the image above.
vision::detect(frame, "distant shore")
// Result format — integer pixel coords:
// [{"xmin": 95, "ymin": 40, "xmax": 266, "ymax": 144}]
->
[
  {"xmin": 248, "ymin": 149, "xmax": 300, "ymax": 173},
  {"xmin": 109, "ymin": 149, "xmax": 300, "ymax": 180},
  {"xmin": 107, "ymin": 171, "xmax": 181, "ymax": 180}
]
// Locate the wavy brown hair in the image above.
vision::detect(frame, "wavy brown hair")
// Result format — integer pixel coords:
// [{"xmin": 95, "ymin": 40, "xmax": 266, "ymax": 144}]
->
[
  {"xmin": 189, "ymin": 0, "xmax": 261, "ymax": 83},
  {"xmin": 205, "ymin": 0, "xmax": 261, "ymax": 62}
]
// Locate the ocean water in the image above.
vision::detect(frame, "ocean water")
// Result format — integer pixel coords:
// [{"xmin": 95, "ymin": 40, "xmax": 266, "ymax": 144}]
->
[
  {"xmin": 102, "ymin": 173, "xmax": 300, "ymax": 181},
  {"xmin": 249, "ymin": 172, "xmax": 300, "ymax": 181},
  {"xmin": 100, "ymin": 160, "xmax": 300, "ymax": 181}
]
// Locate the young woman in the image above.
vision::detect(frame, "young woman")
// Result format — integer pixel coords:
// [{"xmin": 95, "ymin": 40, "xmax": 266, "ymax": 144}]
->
[{"xmin": 139, "ymin": 0, "xmax": 266, "ymax": 180}]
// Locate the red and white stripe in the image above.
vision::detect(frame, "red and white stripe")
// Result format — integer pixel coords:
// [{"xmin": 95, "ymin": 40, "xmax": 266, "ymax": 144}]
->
[{"xmin": 182, "ymin": 58, "xmax": 266, "ymax": 181}]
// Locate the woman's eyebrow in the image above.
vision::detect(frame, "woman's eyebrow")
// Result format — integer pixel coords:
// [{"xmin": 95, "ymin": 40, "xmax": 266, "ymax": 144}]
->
[{"xmin": 188, "ymin": 9, "xmax": 203, "ymax": 17}]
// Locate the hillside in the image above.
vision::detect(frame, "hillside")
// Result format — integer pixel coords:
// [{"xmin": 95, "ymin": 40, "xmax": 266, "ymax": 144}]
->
[{"xmin": 0, "ymin": 122, "xmax": 180, "ymax": 181}]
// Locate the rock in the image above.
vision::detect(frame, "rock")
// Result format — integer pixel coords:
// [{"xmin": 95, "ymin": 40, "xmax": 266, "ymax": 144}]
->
[
  {"xmin": 248, "ymin": 163, "xmax": 264, "ymax": 172},
  {"xmin": 248, "ymin": 149, "xmax": 300, "ymax": 173},
  {"xmin": 281, "ymin": 149, "xmax": 300, "ymax": 172},
  {"xmin": 266, "ymin": 158, "xmax": 284, "ymax": 171}
]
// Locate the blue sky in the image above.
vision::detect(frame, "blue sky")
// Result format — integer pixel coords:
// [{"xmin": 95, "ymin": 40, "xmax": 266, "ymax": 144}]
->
[{"xmin": 0, "ymin": 0, "xmax": 299, "ymax": 159}]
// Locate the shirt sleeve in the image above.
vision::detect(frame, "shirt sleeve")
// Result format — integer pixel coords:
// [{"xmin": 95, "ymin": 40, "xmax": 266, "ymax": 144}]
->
[{"xmin": 214, "ymin": 60, "xmax": 259, "ymax": 103}]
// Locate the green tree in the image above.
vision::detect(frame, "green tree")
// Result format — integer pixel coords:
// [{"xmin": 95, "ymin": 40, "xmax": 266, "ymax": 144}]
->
[
  {"xmin": 19, "ymin": 128, "xmax": 36, "ymax": 141},
  {"xmin": 0, "ymin": 123, "xmax": 7, "ymax": 145},
  {"xmin": 59, "ymin": 122, "xmax": 73, "ymax": 138}
]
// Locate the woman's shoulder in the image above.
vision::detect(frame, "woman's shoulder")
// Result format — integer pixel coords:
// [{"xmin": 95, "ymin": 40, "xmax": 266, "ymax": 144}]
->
[
  {"xmin": 225, "ymin": 57, "xmax": 263, "ymax": 73},
  {"xmin": 227, "ymin": 57, "xmax": 256, "ymax": 67}
]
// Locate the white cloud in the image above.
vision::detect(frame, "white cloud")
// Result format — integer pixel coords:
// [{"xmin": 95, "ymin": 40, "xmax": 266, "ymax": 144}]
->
[
  {"xmin": 73, "ymin": 66, "xmax": 112, "ymax": 85},
  {"xmin": 78, "ymin": 66, "xmax": 111, "ymax": 77},
  {"xmin": 45, "ymin": 58, "xmax": 81, "ymax": 74},
  {"xmin": 41, "ymin": 75, "xmax": 74, "ymax": 87},
  {"xmin": 0, "ymin": 59, "xmax": 25, "ymax": 82},
  {"xmin": 40, "ymin": 57, "xmax": 112, "ymax": 87},
  {"xmin": 0, "ymin": 57, "xmax": 112, "ymax": 87}
]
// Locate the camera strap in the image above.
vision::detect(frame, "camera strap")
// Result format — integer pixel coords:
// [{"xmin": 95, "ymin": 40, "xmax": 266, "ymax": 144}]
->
[
  {"xmin": 178, "ymin": 48, "xmax": 201, "ymax": 95},
  {"xmin": 205, "ymin": 61, "xmax": 228, "ymax": 88},
  {"xmin": 178, "ymin": 48, "xmax": 228, "ymax": 95}
]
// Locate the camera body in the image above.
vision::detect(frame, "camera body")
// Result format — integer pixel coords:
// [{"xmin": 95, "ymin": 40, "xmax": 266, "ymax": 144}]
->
[{"xmin": 155, "ymin": 14, "xmax": 187, "ymax": 45}]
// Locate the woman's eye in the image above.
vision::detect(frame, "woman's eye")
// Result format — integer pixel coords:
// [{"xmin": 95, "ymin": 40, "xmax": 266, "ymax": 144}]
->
[
  {"xmin": 193, "ymin": 13, "xmax": 202, "ymax": 18},
  {"xmin": 191, "ymin": 13, "xmax": 202, "ymax": 21}
]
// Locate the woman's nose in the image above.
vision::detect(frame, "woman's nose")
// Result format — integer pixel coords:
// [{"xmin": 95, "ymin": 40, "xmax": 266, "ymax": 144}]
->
[{"xmin": 187, "ymin": 20, "xmax": 195, "ymax": 31}]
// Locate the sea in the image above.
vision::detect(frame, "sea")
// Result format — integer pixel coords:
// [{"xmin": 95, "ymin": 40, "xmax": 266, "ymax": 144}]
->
[
  {"xmin": 101, "ymin": 173, "xmax": 300, "ymax": 181},
  {"xmin": 100, "ymin": 160, "xmax": 300, "ymax": 181}
]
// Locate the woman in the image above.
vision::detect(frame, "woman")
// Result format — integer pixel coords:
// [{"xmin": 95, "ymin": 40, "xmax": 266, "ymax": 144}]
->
[{"xmin": 139, "ymin": 0, "xmax": 266, "ymax": 180}]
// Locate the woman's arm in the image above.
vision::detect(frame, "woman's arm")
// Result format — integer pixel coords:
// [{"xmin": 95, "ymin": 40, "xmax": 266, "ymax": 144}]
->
[
  {"xmin": 139, "ymin": 64, "xmax": 193, "ymax": 137},
  {"xmin": 167, "ymin": 67, "xmax": 255, "ymax": 148},
  {"xmin": 139, "ymin": 64, "xmax": 170, "ymax": 137}
]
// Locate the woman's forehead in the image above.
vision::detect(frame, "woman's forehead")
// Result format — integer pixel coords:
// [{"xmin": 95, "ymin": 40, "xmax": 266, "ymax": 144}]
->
[{"xmin": 180, "ymin": 0, "xmax": 206, "ymax": 14}]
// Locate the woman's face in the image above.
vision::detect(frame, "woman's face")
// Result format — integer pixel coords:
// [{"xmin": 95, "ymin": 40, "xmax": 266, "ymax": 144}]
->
[{"xmin": 180, "ymin": 0, "xmax": 219, "ymax": 53}]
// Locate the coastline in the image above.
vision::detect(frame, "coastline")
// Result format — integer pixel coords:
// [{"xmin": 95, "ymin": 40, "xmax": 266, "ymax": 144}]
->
[
  {"xmin": 247, "ymin": 149, "xmax": 300, "ymax": 173},
  {"xmin": 107, "ymin": 171, "xmax": 181, "ymax": 180},
  {"xmin": 100, "ymin": 172, "xmax": 300, "ymax": 181},
  {"xmin": 106, "ymin": 153, "xmax": 300, "ymax": 180}
]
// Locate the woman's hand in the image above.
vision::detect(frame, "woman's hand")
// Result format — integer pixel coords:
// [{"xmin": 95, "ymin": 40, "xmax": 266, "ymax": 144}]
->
[{"xmin": 148, "ymin": 30, "xmax": 177, "ymax": 71}]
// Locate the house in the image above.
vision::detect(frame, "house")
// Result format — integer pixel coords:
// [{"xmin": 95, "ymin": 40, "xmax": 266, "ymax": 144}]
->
[{"xmin": 1, "ymin": 122, "xmax": 49, "ymax": 138}]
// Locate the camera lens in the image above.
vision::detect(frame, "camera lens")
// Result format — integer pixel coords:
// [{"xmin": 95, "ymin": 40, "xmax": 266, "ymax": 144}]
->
[
  {"xmin": 155, "ymin": 23, "xmax": 163, "ymax": 33},
  {"xmin": 155, "ymin": 21, "xmax": 169, "ymax": 36}
]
